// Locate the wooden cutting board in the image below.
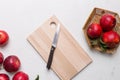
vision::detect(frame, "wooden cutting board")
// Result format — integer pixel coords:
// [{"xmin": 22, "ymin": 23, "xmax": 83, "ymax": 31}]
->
[{"xmin": 27, "ymin": 16, "xmax": 92, "ymax": 80}]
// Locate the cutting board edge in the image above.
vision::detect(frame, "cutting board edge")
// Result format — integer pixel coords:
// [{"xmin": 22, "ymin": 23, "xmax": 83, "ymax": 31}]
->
[
  {"xmin": 26, "ymin": 36, "xmax": 47, "ymax": 60},
  {"xmin": 71, "ymin": 60, "xmax": 92, "ymax": 79}
]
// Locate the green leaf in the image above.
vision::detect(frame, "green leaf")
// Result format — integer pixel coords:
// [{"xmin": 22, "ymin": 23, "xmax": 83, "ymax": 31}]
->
[
  {"xmin": 99, "ymin": 38, "xmax": 105, "ymax": 44},
  {"xmin": 99, "ymin": 38, "xmax": 108, "ymax": 52},
  {"xmin": 35, "ymin": 75, "xmax": 39, "ymax": 80},
  {"xmin": 90, "ymin": 39, "xmax": 99, "ymax": 46},
  {"xmin": 99, "ymin": 43, "xmax": 107, "ymax": 52}
]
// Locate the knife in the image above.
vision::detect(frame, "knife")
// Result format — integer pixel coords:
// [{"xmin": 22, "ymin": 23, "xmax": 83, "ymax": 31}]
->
[{"xmin": 47, "ymin": 23, "xmax": 60, "ymax": 70}]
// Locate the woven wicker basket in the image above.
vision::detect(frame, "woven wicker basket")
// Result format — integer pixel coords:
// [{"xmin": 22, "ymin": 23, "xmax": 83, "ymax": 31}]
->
[{"xmin": 83, "ymin": 7, "xmax": 120, "ymax": 54}]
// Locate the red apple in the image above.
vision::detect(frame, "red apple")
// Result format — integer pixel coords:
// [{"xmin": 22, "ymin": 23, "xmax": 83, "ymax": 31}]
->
[
  {"xmin": 102, "ymin": 30, "xmax": 120, "ymax": 48},
  {"xmin": 0, "ymin": 52, "xmax": 4, "ymax": 65},
  {"xmin": 87, "ymin": 23, "xmax": 102, "ymax": 39},
  {"xmin": 0, "ymin": 30, "xmax": 9, "ymax": 46},
  {"xmin": 0, "ymin": 73, "xmax": 10, "ymax": 80},
  {"xmin": 100, "ymin": 14, "xmax": 116, "ymax": 31},
  {"xmin": 3, "ymin": 55, "xmax": 21, "ymax": 72},
  {"xmin": 12, "ymin": 71, "xmax": 29, "ymax": 80}
]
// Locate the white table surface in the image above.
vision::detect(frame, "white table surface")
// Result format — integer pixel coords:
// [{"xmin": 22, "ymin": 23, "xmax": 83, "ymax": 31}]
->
[{"xmin": 0, "ymin": 0, "xmax": 120, "ymax": 80}]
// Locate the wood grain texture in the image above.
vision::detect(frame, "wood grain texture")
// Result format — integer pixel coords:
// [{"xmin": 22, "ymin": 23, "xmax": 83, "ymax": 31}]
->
[{"xmin": 27, "ymin": 16, "xmax": 92, "ymax": 80}]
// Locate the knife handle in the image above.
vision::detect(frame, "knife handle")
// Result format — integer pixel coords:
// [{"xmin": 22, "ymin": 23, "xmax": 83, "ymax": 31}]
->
[{"xmin": 47, "ymin": 46, "xmax": 55, "ymax": 70}]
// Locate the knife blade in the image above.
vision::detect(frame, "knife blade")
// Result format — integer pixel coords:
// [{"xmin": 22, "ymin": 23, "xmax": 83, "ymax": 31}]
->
[{"xmin": 47, "ymin": 23, "xmax": 60, "ymax": 70}]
